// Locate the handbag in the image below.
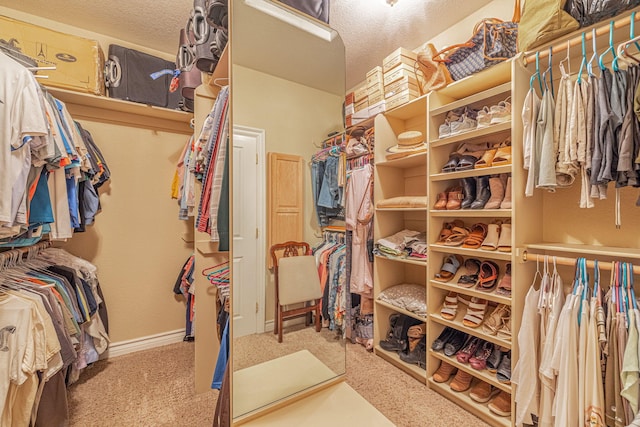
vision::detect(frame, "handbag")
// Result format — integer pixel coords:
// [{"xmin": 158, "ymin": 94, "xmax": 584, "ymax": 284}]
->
[
  {"xmin": 413, "ymin": 43, "xmax": 453, "ymax": 94},
  {"xmin": 436, "ymin": 1, "xmax": 520, "ymax": 81},
  {"xmin": 564, "ymin": 0, "xmax": 640, "ymax": 28},
  {"xmin": 518, "ymin": 0, "xmax": 579, "ymax": 51}
]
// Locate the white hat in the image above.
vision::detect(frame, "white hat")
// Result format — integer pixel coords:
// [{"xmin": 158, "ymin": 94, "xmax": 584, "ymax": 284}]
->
[{"xmin": 385, "ymin": 130, "xmax": 426, "ymax": 153}]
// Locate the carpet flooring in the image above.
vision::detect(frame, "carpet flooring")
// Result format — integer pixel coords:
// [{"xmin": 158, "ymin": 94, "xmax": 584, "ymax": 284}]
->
[{"xmin": 68, "ymin": 331, "xmax": 489, "ymax": 426}]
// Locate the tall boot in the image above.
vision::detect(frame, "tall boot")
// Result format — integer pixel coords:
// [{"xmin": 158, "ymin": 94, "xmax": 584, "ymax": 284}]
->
[
  {"xmin": 470, "ymin": 175, "xmax": 491, "ymax": 209},
  {"xmin": 484, "ymin": 176, "xmax": 505, "ymax": 209},
  {"xmin": 380, "ymin": 314, "xmax": 406, "ymax": 352},
  {"xmin": 461, "ymin": 177, "xmax": 476, "ymax": 209},
  {"xmin": 500, "ymin": 176, "xmax": 512, "ymax": 209}
]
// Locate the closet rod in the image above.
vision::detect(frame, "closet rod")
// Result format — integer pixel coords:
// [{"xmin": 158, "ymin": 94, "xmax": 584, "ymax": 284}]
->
[
  {"xmin": 523, "ymin": 12, "xmax": 640, "ymax": 65},
  {"xmin": 523, "ymin": 251, "xmax": 640, "ymax": 274}
]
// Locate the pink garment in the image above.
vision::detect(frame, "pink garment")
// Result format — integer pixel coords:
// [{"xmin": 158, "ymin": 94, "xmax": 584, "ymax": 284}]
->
[{"xmin": 345, "ymin": 164, "xmax": 373, "ymax": 296}]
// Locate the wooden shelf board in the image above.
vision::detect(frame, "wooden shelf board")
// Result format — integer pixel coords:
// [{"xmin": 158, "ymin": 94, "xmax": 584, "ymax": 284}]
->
[
  {"xmin": 376, "ymin": 207, "xmax": 428, "ymax": 212},
  {"xmin": 347, "ymin": 116, "xmax": 375, "ymax": 131},
  {"xmin": 429, "ymin": 350, "xmax": 511, "ymax": 393},
  {"xmin": 47, "ymin": 87, "xmax": 193, "ymax": 134},
  {"xmin": 525, "ymin": 243, "xmax": 640, "ymax": 260},
  {"xmin": 429, "ymin": 313, "xmax": 511, "ymax": 349},
  {"xmin": 374, "ymin": 346, "xmax": 427, "ymax": 383},
  {"xmin": 375, "ymin": 300, "xmax": 427, "ymax": 322},
  {"xmin": 430, "ymin": 121, "xmax": 511, "ymax": 148},
  {"xmin": 376, "ymin": 152, "xmax": 427, "ymax": 169},
  {"xmin": 430, "ymin": 209, "xmax": 512, "ymax": 218},
  {"xmin": 429, "ymin": 244, "xmax": 512, "ymax": 261},
  {"xmin": 428, "ymin": 378, "xmax": 511, "ymax": 427},
  {"xmin": 434, "ymin": 60, "xmax": 512, "ymax": 100},
  {"xmin": 430, "ymin": 82, "xmax": 511, "ymax": 116},
  {"xmin": 374, "ymin": 254, "xmax": 428, "ymax": 267},
  {"xmin": 208, "ymin": 45, "xmax": 230, "ymax": 89},
  {"xmin": 429, "ymin": 280, "xmax": 512, "ymax": 306},
  {"xmin": 384, "ymin": 95, "xmax": 427, "ymax": 120},
  {"xmin": 430, "ymin": 164, "xmax": 512, "ymax": 182}
]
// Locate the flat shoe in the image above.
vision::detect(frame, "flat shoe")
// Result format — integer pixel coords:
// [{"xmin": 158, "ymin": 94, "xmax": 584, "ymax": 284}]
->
[
  {"xmin": 457, "ymin": 258, "xmax": 481, "ymax": 288},
  {"xmin": 469, "ymin": 341, "xmax": 495, "ymax": 370},
  {"xmin": 444, "ymin": 330, "xmax": 468, "ymax": 357},
  {"xmin": 443, "ymin": 226, "xmax": 470, "ymax": 247},
  {"xmin": 435, "ymin": 254, "xmax": 464, "ymax": 282},
  {"xmin": 475, "ymin": 260, "xmax": 500, "ymax": 292},
  {"xmin": 431, "ymin": 327, "xmax": 455, "ymax": 352},
  {"xmin": 456, "ymin": 336, "xmax": 481, "ymax": 364},
  {"xmin": 495, "ymin": 263, "xmax": 512, "ymax": 296}
]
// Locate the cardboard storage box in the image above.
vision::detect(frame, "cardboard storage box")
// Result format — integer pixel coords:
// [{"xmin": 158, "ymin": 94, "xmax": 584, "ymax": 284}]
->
[
  {"xmin": 368, "ymin": 92, "xmax": 384, "ymax": 106},
  {"xmin": 345, "ymin": 103, "xmax": 355, "ymax": 116},
  {"xmin": 368, "ymin": 100, "xmax": 386, "ymax": 117},
  {"xmin": 368, "ymin": 80, "xmax": 384, "ymax": 96},
  {"xmin": 353, "ymin": 107, "xmax": 370, "ymax": 121},
  {"xmin": 385, "ymin": 75, "xmax": 419, "ymax": 99},
  {"xmin": 345, "ymin": 92, "xmax": 355, "ymax": 106},
  {"xmin": 366, "ymin": 66, "xmax": 383, "ymax": 86},
  {"xmin": 383, "ymin": 47, "xmax": 418, "ymax": 73},
  {"xmin": 383, "ymin": 63, "xmax": 415, "ymax": 86},
  {"xmin": 354, "ymin": 83, "xmax": 368, "ymax": 102},
  {"xmin": 386, "ymin": 88, "xmax": 419, "ymax": 110},
  {"xmin": 354, "ymin": 97, "xmax": 369, "ymax": 113},
  {"xmin": 0, "ymin": 15, "xmax": 105, "ymax": 95}
]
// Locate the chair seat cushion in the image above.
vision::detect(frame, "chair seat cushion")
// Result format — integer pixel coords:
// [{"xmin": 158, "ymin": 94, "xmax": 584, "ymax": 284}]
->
[{"xmin": 278, "ymin": 256, "xmax": 323, "ymax": 305}]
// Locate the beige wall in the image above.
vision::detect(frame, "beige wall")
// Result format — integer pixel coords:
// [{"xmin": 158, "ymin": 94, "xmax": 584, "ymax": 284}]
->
[
  {"xmin": 232, "ymin": 64, "xmax": 343, "ymax": 322},
  {"xmin": 62, "ymin": 121, "xmax": 193, "ymax": 343}
]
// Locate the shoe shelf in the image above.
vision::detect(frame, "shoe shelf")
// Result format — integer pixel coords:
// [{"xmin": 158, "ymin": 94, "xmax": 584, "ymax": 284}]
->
[
  {"xmin": 428, "ymin": 350, "xmax": 511, "ymax": 393},
  {"xmin": 384, "ymin": 94, "xmax": 428, "ymax": 121},
  {"xmin": 430, "ymin": 165, "xmax": 512, "ymax": 182},
  {"xmin": 430, "ymin": 122, "xmax": 512, "ymax": 148},
  {"xmin": 430, "ymin": 209, "xmax": 512, "ymax": 218},
  {"xmin": 375, "ymin": 300, "xmax": 427, "ymax": 323},
  {"xmin": 429, "ymin": 312, "xmax": 511, "ymax": 350},
  {"xmin": 374, "ymin": 254, "xmax": 427, "ymax": 267},
  {"xmin": 429, "ymin": 280, "xmax": 511, "ymax": 307},
  {"xmin": 430, "ymin": 82, "xmax": 512, "ymax": 117},
  {"xmin": 375, "ymin": 152, "xmax": 427, "ymax": 169},
  {"xmin": 374, "ymin": 346, "xmax": 427, "ymax": 382},
  {"xmin": 429, "ymin": 244, "xmax": 512, "ymax": 261},
  {"xmin": 427, "ymin": 378, "xmax": 511, "ymax": 427}
]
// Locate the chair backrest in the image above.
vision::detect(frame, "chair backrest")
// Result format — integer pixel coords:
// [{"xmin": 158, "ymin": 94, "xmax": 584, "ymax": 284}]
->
[{"xmin": 269, "ymin": 241, "xmax": 321, "ymax": 306}]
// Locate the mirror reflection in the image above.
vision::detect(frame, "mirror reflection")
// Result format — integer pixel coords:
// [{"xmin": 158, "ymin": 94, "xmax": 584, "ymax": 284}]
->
[{"xmin": 230, "ymin": 0, "xmax": 346, "ymax": 419}]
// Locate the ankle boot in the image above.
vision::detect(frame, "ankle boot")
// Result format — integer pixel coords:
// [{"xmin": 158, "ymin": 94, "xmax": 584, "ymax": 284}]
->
[
  {"xmin": 379, "ymin": 314, "xmax": 405, "ymax": 352},
  {"xmin": 500, "ymin": 176, "xmax": 512, "ymax": 209},
  {"xmin": 461, "ymin": 177, "xmax": 476, "ymax": 209},
  {"xmin": 470, "ymin": 175, "xmax": 490, "ymax": 209},
  {"xmin": 400, "ymin": 336, "xmax": 426, "ymax": 367},
  {"xmin": 484, "ymin": 176, "xmax": 505, "ymax": 209}
]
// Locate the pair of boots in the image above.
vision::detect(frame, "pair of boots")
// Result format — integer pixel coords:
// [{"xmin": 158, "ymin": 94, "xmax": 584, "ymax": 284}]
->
[
  {"xmin": 379, "ymin": 314, "xmax": 423, "ymax": 354},
  {"xmin": 461, "ymin": 174, "xmax": 511, "ymax": 209},
  {"xmin": 399, "ymin": 324, "xmax": 426, "ymax": 369}
]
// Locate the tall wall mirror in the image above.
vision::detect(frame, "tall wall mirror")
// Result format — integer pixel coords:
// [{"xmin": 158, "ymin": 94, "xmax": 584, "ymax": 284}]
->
[{"xmin": 230, "ymin": 0, "xmax": 346, "ymax": 420}]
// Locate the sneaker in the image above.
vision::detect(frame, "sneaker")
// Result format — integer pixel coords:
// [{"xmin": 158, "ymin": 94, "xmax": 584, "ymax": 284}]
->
[
  {"xmin": 489, "ymin": 97, "xmax": 511, "ymax": 124},
  {"xmin": 450, "ymin": 113, "xmax": 477, "ymax": 135},
  {"xmin": 438, "ymin": 108, "xmax": 466, "ymax": 139},
  {"xmin": 476, "ymin": 106, "xmax": 492, "ymax": 128}
]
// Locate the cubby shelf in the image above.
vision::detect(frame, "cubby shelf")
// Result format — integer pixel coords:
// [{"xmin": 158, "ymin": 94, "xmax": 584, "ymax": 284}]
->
[
  {"xmin": 429, "ymin": 350, "xmax": 511, "ymax": 393},
  {"xmin": 429, "ymin": 244, "xmax": 512, "ymax": 261},
  {"xmin": 375, "ymin": 300, "xmax": 427, "ymax": 322},
  {"xmin": 374, "ymin": 346, "xmax": 427, "ymax": 382},
  {"xmin": 428, "ymin": 379, "xmax": 511, "ymax": 427},
  {"xmin": 374, "ymin": 254, "xmax": 427, "ymax": 267},
  {"xmin": 429, "ymin": 280, "xmax": 512, "ymax": 306},
  {"xmin": 430, "ymin": 165, "xmax": 512, "ymax": 181},
  {"xmin": 430, "ymin": 82, "xmax": 512, "ymax": 116}
]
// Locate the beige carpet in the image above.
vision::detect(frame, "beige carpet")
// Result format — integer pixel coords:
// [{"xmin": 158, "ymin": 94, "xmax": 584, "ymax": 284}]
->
[{"xmin": 69, "ymin": 335, "xmax": 488, "ymax": 426}]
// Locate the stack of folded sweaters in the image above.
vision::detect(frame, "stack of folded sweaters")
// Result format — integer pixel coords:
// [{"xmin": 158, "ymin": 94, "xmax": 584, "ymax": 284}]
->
[{"xmin": 375, "ymin": 229, "xmax": 427, "ymax": 261}]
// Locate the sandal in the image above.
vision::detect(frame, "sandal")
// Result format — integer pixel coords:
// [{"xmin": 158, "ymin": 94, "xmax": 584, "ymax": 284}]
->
[
  {"xmin": 457, "ymin": 258, "xmax": 481, "ymax": 288},
  {"xmin": 462, "ymin": 297, "xmax": 488, "ymax": 328},
  {"xmin": 469, "ymin": 341, "xmax": 495, "ymax": 370},
  {"xmin": 497, "ymin": 222, "xmax": 511, "ymax": 253},
  {"xmin": 480, "ymin": 222, "xmax": 501, "ymax": 251},
  {"xmin": 497, "ymin": 316, "xmax": 512, "ymax": 341},
  {"xmin": 495, "ymin": 263, "xmax": 511, "ymax": 296},
  {"xmin": 436, "ymin": 220, "xmax": 465, "ymax": 244},
  {"xmin": 456, "ymin": 336, "xmax": 481, "ymax": 364},
  {"xmin": 442, "ymin": 153, "xmax": 461, "ymax": 173},
  {"xmin": 462, "ymin": 223, "xmax": 488, "ymax": 249},
  {"xmin": 440, "ymin": 291, "xmax": 459, "ymax": 320},
  {"xmin": 443, "ymin": 226, "xmax": 470, "ymax": 247},
  {"xmin": 482, "ymin": 304, "xmax": 510, "ymax": 336},
  {"xmin": 455, "ymin": 154, "xmax": 479, "ymax": 171},
  {"xmin": 492, "ymin": 141, "xmax": 512, "ymax": 166},
  {"xmin": 435, "ymin": 254, "xmax": 464, "ymax": 282},
  {"xmin": 476, "ymin": 260, "xmax": 500, "ymax": 292},
  {"xmin": 474, "ymin": 145, "xmax": 498, "ymax": 168}
]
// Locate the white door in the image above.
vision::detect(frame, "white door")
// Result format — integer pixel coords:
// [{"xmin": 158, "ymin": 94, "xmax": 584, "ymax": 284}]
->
[{"xmin": 232, "ymin": 126, "xmax": 266, "ymax": 338}]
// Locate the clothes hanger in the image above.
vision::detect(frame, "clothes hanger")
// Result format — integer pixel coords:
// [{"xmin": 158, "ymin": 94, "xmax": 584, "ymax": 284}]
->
[
  {"xmin": 530, "ymin": 51, "xmax": 544, "ymax": 94},
  {"xmin": 587, "ymin": 28, "xmax": 598, "ymax": 77},
  {"xmin": 599, "ymin": 21, "xmax": 617, "ymax": 71},
  {"xmin": 578, "ymin": 32, "xmax": 588, "ymax": 83},
  {"xmin": 541, "ymin": 46, "xmax": 554, "ymax": 98},
  {"xmin": 617, "ymin": 12, "xmax": 640, "ymax": 64}
]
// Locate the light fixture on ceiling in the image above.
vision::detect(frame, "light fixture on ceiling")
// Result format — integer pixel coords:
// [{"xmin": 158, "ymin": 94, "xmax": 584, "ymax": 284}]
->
[
  {"xmin": 245, "ymin": 0, "xmax": 338, "ymax": 42},
  {"xmin": 386, "ymin": 0, "xmax": 399, "ymax": 6}
]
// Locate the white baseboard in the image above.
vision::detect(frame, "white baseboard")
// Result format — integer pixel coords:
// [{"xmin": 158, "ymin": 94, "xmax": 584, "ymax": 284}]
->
[{"xmin": 104, "ymin": 329, "xmax": 186, "ymax": 359}]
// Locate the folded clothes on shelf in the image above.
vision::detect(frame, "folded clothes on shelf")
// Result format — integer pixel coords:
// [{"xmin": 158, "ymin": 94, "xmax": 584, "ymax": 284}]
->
[{"xmin": 374, "ymin": 229, "xmax": 427, "ymax": 260}]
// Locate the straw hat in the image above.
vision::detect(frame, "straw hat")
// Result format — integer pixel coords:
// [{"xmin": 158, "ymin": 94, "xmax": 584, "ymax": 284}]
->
[{"xmin": 385, "ymin": 130, "xmax": 426, "ymax": 154}]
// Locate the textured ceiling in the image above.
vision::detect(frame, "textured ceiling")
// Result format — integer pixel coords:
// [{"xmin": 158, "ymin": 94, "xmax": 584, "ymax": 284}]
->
[{"xmin": 0, "ymin": 0, "xmax": 491, "ymax": 89}]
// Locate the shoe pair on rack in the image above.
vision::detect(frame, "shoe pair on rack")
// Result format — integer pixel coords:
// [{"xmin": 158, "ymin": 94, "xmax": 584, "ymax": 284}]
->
[
  {"xmin": 438, "ymin": 293, "xmax": 488, "ymax": 328},
  {"xmin": 482, "ymin": 304, "xmax": 512, "ymax": 342},
  {"xmin": 441, "ymin": 140, "xmax": 511, "ymax": 173},
  {"xmin": 477, "ymin": 97, "xmax": 511, "ymax": 128},
  {"xmin": 399, "ymin": 324, "xmax": 426, "ymax": 369},
  {"xmin": 479, "ymin": 220, "xmax": 511, "ymax": 252},
  {"xmin": 471, "ymin": 380, "xmax": 511, "ymax": 417},
  {"xmin": 438, "ymin": 107, "xmax": 478, "ymax": 139},
  {"xmin": 379, "ymin": 313, "xmax": 425, "ymax": 353},
  {"xmin": 459, "ymin": 174, "xmax": 511, "ymax": 210}
]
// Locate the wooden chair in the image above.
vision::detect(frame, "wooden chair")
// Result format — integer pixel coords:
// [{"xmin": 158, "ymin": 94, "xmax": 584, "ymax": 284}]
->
[{"xmin": 270, "ymin": 241, "xmax": 322, "ymax": 343}]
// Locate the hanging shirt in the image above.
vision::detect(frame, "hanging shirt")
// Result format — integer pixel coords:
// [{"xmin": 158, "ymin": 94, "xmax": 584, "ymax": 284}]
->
[{"xmin": 523, "ymin": 87, "xmax": 541, "ymax": 197}]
